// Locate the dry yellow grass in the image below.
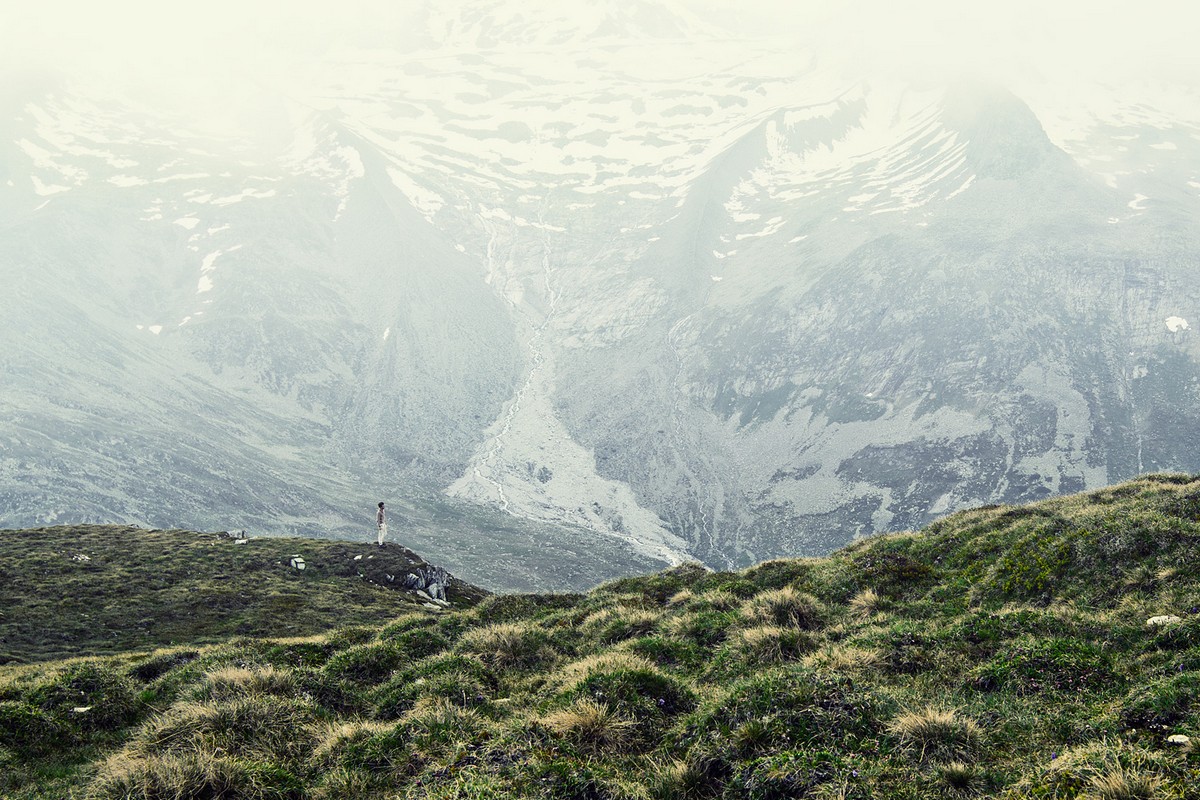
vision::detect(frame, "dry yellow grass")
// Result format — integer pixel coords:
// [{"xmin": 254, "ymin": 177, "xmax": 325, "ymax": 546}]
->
[
  {"xmin": 91, "ymin": 751, "xmax": 284, "ymax": 800},
  {"xmin": 1030, "ymin": 741, "xmax": 1180, "ymax": 800},
  {"xmin": 581, "ymin": 608, "xmax": 662, "ymax": 641},
  {"xmin": 667, "ymin": 589, "xmax": 693, "ymax": 607},
  {"xmin": 455, "ymin": 622, "xmax": 558, "ymax": 670},
  {"xmin": 742, "ymin": 586, "xmax": 824, "ymax": 630},
  {"xmin": 540, "ymin": 698, "xmax": 635, "ymax": 755},
  {"xmin": 134, "ymin": 696, "xmax": 320, "ymax": 764},
  {"xmin": 550, "ymin": 651, "xmax": 659, "ymax": 691},
  {"xmin": 847, "ymin": 588, "xmax": 886, "ymax": 621},
  {"xmin": 939, "ymin": 761, "xmax": 979, "ymax": 793},
  {"xmin": 198, "ymin": 665, "xmax": 296, "ymax": 700},
  {"xmin": 888, "ymin": 706, "xmax": 982, "ymax": 763},
  {"xmin": 309, "ymin": 720, "xmax": 397, "ymax": 769},
  {"xmin": 732, "ymin": 625, "xmax": 812, "ymax": 662},
  {"xmin": 802, "ymin": 643, "xmax": 882, "ymax": 674},
  {"xmin": 1085, "ymin": 767, "xmax": 1167, "ymax": 800}
]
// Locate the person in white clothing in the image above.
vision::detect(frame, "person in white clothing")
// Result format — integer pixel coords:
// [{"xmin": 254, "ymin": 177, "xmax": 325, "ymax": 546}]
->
[{"xmin": 376, "ymin": 502, "xmax": 387, "ymax": 546}]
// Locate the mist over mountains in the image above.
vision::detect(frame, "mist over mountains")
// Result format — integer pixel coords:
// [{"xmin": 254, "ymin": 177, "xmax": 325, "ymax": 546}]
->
[{"xmin": 3, "ymin": 1, "xmax": 1200, "ymax": 581}]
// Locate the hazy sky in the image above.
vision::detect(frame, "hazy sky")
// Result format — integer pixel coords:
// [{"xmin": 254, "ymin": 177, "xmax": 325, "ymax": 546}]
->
[{"xmin": 2, "ymin": 0, "xmax": 1196, "ymax": 130}]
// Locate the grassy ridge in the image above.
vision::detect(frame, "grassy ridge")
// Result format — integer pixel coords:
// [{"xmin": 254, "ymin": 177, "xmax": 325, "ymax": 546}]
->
[
  {"xmin": 0, "ymin": 525, "xmax": 488, "ymax": 664},
  {"xmin": 4, "ymin": 475, "xmax": 1200, "ymax": 798}
]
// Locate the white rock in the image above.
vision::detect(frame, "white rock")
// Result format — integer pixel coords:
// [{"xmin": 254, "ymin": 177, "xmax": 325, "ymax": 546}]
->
[
  {"xmin": 1146, "ymin": 615, "xmax": 1183, "ymax": 627},
  {"xmin": 289, "ymin": 555, "xmax": 306, "ymax": 570},
  {"xmin": 353, "ymin": 554, "xmax": 363, "ymax": 561},
  {"xmin": 1167, "ymin": 734, "xmax": 1191, "ymax": 746}
]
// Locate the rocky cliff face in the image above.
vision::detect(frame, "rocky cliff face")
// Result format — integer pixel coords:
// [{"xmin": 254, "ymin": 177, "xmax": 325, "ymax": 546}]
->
[{"xmin": 2, "ymin": 4, "xmax": 1199, "ymax": 576}]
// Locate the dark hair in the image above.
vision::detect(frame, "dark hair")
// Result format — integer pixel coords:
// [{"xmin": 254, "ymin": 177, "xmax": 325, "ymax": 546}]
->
[{"xmin": 378, "ymin": 502, "xmax": 385, "ymax": 508}]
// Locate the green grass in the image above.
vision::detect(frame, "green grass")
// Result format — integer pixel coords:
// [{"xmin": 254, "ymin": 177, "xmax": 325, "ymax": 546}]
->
[
  {"xmin": 6, "ymin": 474, "xmax": 1200, "ymax": 798},
  {"xmin": 0, "ymin": 525, "xmax": 489, "ymax": 664}
]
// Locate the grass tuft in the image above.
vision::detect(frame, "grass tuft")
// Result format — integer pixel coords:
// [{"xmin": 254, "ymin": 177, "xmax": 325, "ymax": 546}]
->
[
  {"xmin": 91, "ymin": 751, "xmax": 304, "ymax": 800},
  {"xmin": 540, "ymin": 698, "xmax": 635, "ymax": 755},
  {"xmin": 888, "ymin": 706, "xmax": 982, "ymax": 763},
  {"xmin": 743, "ymin": 587, "xmax": 825, "ymax": 630},
  {"xmin": 848, "ymin": 588, "xmax": 887, "ymax": 621},
  {"xmin": 455, "ymin": 622, "xmax": 561, "ymax": 671},
  {"xmin": 1084, "ymin": 766, "xmax": 1167, "ymax": 800},
  {"xmin": 197, "ymin": 665, "xmax": 297, "ymax": 701}
]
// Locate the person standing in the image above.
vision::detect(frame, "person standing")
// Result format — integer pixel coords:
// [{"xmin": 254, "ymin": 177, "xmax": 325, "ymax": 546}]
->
[{"xmin": 376, "ymin": 502, "xmax": 387, "ymax": 547}]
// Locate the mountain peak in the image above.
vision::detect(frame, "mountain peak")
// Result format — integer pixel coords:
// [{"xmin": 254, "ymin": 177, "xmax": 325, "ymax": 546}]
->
[{"xmin": 940, "ymin": 82, "xmax": 1067, "ymax": 179}]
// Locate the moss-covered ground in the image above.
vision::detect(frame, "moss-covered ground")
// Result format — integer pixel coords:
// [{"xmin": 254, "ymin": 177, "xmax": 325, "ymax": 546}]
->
[{"xmin": 0, "ymin": 525, "xmax": 488, "ymax": 664}]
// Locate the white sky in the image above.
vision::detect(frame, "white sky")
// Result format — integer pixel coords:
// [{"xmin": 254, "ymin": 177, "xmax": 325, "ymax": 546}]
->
[{"xmin": 1, "ymin": 0, "xmax": 1196, "ymax": 133}]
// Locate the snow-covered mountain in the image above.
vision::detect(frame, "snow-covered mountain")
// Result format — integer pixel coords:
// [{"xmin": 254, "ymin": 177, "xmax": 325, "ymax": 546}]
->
[{"xmin": 4, "ymin": 4, "xmax": 1200, "ymax": 579}]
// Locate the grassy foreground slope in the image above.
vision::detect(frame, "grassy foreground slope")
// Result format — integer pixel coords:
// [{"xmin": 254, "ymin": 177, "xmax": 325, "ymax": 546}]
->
[
  {"xmin": 5, "ymin": 474, "xmax": 1200, "ymax": 799},
  {"xmin": 0, "ymin": 526, "xmax": 489, "ymax": 664}
]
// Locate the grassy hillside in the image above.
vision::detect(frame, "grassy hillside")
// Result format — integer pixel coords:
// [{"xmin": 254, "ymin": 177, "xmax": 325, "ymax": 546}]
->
[
  {"xmin": 5, "ymin": 475, "xmax": 1200, "ymax": 799},
  {"xmin": 0, "ymin": 525, "xmax": 489, "ymax": 664}
]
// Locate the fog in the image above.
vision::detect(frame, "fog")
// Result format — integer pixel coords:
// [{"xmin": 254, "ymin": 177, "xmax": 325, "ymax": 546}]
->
[{"xmin": 3, "ymin": 0, "xmax": 1196, "ymax": 139}]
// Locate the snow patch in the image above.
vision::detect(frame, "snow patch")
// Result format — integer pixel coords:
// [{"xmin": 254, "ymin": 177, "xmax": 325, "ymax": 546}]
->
[
  {"xmin": 108, "ymin": 175, "xmax": 148, "ymax": 187},
  {"xmin": 383, "ymin": 327, "xmax": 391, "ymax": 341},
  {"xmin": 148, "ymin": 325, "xmax": 162, "ymax": 335},
  {"xmin": 31, "ymin": 176, "xmax": 70, "ymax": 196},
  {"xmin": 211, "ymin": 188, "xmax": 277, "ymax": 206},
  {"xmin": 1166, "ymin": 317, "xmax": 1189, "ymax": 333},
  {"xmin": 1128, "ymin": 194, "xmax": 1149, "ymax": 210},
  {"xmin": 153, "ymin": 173, "xmax": 210, "ymax": 183},
  {"xmin": 1150, "ymin": 142, "xmax": 1178, "ymax": 150},
  {"xmin": 174, "ymin": 217, "xmax": 201, "ymax": 230},
  {"xmin": 387, "ymin": 167, "xmax": 444, "ymax": 218}
]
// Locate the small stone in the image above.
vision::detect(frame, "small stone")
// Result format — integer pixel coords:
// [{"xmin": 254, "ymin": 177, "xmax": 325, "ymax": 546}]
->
[
  {"xmin": 1167, "ymin": 734, "xmax": 1191, "ymax": 746},
  {"xmin": 1146, "ymin": 615, "xmax": 1183, "ymax": 627},
  {"xmin": 353, "ymin": 554, "xmax": 363, "ymax": 561},
  {"xmin": 289, "ymin": 556, "xmax": 306, "ymax": 570}
]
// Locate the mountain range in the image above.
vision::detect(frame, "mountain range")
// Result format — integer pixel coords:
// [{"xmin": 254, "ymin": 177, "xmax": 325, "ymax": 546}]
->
[{"xmin": 3, "ymin": 1, "xmax": 1200, "ymax": 583}]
